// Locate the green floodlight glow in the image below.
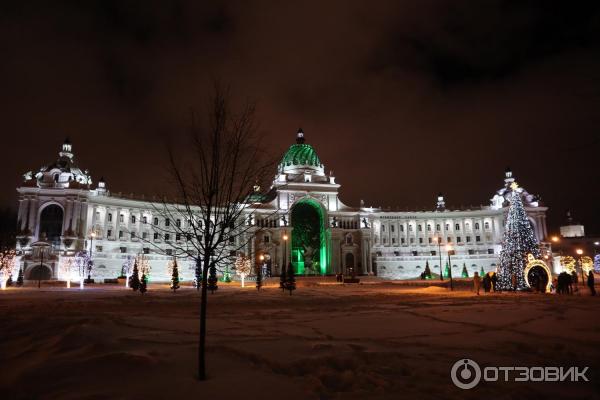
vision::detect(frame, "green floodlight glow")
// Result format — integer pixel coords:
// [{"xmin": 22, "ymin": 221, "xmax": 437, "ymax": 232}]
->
[{"xmin": 290, "ymin": 198, "xmax": 329, "ymax": 275}]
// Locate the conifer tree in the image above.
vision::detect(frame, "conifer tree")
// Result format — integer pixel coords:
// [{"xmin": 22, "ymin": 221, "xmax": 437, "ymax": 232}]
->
[
  {"xmin": 207, "ymin": 264, "xmax": 218, "ymax": 293},
  {"xmin": 16, "ymin": 267, "xmax": 23, "ymax": 287},
  {"xmin": 461, "ymin": 263, "xmax": 469, "ymax": 278},
  {"xmin": 285, "ymin": 262, "xmax": 296, "ymax": 295},
  {"xmin": 424, "ymin": 261, "xmax": 432, "ymax": 279},
  {"xmin": 280, "ymin": 263, "xmax": 287, "ymax": 291},
  {"xmin": 171, "ymin": 259, "xmax": 180, "ymax": 292},
  {"xmin": 6, "ymin": 274, "xmax": 13, "ymax": 287},
  {"xmin": 255, "ymin": 263, "xmax": 262, "ymax": 291},
  {"xmin": 480, "ymin": 266, "xmax": 485, "ymax": 277},
  {"xmin": 140, "ymin": 273, "xmax": 147, "ymax": 294},
  {"xmin": 194, "ymin": 260, "xmax": 202, "ymax": 291},
  {"xmin": 130, "ymin": 261, "xmax": 140, "ymax": 291},
  {"xmin": 496, "ymin": 184, "xmax": 540, "ymax": 291},
  {"xmin": 444, "ymin": 261, "xmax": 450, "ymax": 279}
]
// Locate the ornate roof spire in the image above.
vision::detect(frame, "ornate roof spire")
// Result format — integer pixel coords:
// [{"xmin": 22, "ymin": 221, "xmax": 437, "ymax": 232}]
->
[{"xmin": 296, "ymin": 128, "xmax": 305, "ymax": 144}]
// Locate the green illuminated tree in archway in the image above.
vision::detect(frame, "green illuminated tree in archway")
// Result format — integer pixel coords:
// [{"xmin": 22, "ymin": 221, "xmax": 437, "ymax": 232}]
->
[{"xmin": 291, "ymin": 200, "xmax": 327, "ymax": 275}]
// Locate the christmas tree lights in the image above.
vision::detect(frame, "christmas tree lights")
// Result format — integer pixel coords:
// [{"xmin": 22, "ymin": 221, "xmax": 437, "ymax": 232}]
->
[{"xmin": 496, "ymin": 183, "xmax": 540, "ymax": 291}]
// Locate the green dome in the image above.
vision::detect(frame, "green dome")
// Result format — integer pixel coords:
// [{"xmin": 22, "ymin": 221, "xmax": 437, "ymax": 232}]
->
[{"xmin": 280, "ymin": 143, "xmax": 322, "ymax": 168}]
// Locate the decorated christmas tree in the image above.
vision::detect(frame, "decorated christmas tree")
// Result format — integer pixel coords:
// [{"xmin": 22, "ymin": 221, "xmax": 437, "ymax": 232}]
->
[
  {"xmin": 444, "ymin": 262, "xmax": 450, "ymax": 278},
  {"xmin": 170, "ymin": 259, "xmax": 180, "ymax": 292},
  {"xmin": 480, "ymin": 266, "xmax": 485, "ymax": 277},
  {"xmin": 461, "ymin": 263, "xmax": 469, "ymax": 278},
  {"xmin": 130, "ymin": 261, "xmax": 140, "ymax": 291},
  {"xmin": 496, "ymin": 183, "xmax": 540, "ymax": 291}
]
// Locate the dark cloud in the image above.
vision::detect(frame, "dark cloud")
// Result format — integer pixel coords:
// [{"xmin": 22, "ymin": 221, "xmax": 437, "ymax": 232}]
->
[{"xmin": 1, "ymin": 0, "xmax": 599, "ymax": 233}]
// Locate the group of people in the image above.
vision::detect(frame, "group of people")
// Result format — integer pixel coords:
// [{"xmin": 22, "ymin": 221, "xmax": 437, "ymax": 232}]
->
[
  {"xmin": 553, "ymin": 270, "xmax": 596, "ymax": 296},
  {"xmin": 472, "ymin": 271, "xmax": 498, "ymax": 295},
  {"xmin": 471, "ymin": 269, "xmax": 597, "ymax": 295}
]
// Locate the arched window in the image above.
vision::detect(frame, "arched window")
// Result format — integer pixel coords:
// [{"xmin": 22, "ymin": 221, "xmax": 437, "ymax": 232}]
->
[{"xmin": 39, "ymin": 204, "xmax": 63, "ymax": 244}]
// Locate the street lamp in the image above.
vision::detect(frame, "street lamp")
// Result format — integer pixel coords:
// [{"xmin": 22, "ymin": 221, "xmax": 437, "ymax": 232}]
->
[
  {"xmin": 433, "ymin": 236, "xmax": 443, "ymax": 281},
  {"xmin": 446, "ymin": 243, "xmax": 455, "ymax": 291},
  {"xmin": 282, "ymin": 233, "xmax": 288, "ymax": 276},
  {"xmin": 576, "ymin": 248, "xmax": 585, "ymax": 288},
  {"xmin": 88, "ymin": 231, "xmax": 96, "ymax": 281},
  {"xmin": 259, "ymin": 254, "xmax": 265, "ymax": 278}
]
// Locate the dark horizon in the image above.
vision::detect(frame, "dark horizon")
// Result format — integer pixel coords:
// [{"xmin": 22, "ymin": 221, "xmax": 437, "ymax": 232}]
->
[{"xmin": 2, "ymin": 1, "xmax": 599, "ymax": 234}]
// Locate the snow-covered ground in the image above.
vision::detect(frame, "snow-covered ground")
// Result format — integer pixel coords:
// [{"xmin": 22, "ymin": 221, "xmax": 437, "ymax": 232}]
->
[{"xmin": 1, "ymin": 280, "xmax": 599, "ymax": 399}]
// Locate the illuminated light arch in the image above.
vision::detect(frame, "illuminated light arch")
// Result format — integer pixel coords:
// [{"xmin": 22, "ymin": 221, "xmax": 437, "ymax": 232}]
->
[
  {"xmin": 290, "ymin": 197, "xmax": 330, "ymax": 275},
  {"xmin": 524, "ymin": 253, "xmax": 552, "ymax": 292}
]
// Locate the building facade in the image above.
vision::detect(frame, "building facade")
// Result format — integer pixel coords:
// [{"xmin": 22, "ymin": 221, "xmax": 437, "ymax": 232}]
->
[{"xmin": 15, "ymin": 133, "xmax": 549, "ymax": 282}]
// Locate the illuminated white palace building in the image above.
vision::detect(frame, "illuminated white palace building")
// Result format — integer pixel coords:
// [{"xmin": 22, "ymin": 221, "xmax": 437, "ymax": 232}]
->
[{"xmin": 15, "ymin": 133, "xmax": 549, "ymax": 282}]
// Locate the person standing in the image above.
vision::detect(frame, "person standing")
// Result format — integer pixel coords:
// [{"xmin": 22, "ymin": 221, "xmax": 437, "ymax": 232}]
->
[
  {"xmin": 588, "ymin": 271, "xmax": 596, "ymax": 296},
  {"xmin": 473, "ymin": 272, "xmax": 481, "ymax": 295}
]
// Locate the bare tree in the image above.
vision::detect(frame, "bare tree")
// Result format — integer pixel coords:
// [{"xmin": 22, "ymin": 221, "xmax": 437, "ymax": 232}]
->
[{"xmin": 150, "ymin": 86, "xmax": 276, "ymax": 380}]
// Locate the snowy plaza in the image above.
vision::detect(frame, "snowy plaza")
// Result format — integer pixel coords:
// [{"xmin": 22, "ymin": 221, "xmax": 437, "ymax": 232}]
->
[{"xmin": 1, "ymin": 280, "xmax": 599, "ymax": 399}]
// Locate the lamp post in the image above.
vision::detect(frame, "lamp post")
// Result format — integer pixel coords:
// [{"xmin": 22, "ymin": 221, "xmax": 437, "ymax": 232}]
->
[
  {"xmin": 433, "ymin": 236, "xmax": 443, "ymax": 281},
  {"xmin": 259, "ymin": 254, "xmax": 265, "ymax": 279},
  {"xmin": 446, "ymin": 243, "xmax": 455, "ymax": 291},
  {"xmin": 576, "ymin": 248, "xmax": 585, "ymax": 289},
  {"xmin": 88, "ymin": 231, "xmax": 96, "ymax": 281},
  {"xmin": 282, "ymin": 232, "xmax": 288, "ymax": 276}
]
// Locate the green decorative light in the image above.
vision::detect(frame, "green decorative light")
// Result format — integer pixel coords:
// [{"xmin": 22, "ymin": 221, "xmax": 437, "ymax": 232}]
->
[
  {"xmin": 290, "ymin": 198, "xmax": 329, "ymax": 275},
  {"xmin": 280, "ymin": 144, "xmax": 322, "ymax": 168}
]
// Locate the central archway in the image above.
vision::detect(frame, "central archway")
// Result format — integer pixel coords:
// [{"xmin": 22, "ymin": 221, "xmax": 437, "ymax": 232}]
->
[
  {"xmin": 290, "ymin": 198, "xmax": 329, "ymax": 275},
  {"xmin": 39, "ymin": 204, "xmax": 64, "ymax": 245}
]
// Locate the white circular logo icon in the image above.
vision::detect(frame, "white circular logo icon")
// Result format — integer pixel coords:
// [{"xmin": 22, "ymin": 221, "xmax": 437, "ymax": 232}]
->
[{"xmin": 451, "ymin": 359, "xmax": 481, "ymax": 389}]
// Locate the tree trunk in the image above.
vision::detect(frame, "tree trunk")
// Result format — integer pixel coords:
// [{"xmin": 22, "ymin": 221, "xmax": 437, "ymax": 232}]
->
[{"xmin": 198, "ymin": 255, "xmax": 210, "ymax": 380}]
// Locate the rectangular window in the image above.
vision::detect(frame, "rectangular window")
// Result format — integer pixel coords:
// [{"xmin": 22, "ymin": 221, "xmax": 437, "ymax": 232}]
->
[
  {"xmin": 445, "ymin": 224, "xmax": 450, "ymax": 231},
  {"xmin": 475, "ymin": 222, "xmax": 480, "ymax": 230},
  {"xmin": 484, "ymin": 222, "xmax": 490, "ymax": 229},
  {"xmin": 447, "ymin": 236, "xmax": 451, "ymax": 243},
  {"xmin": 456, "ymin": 236, "xmax": 462, "ymax": 243},
  {"xmin": 153, "ymin": 232, "xmax": 159, "ymax": 240},
  {"xmin": 401, "ymin": 238, "xmax": 405, "ymax": 244},
  {"xmin": 383, "ymin": 238, "xmax": 387, "ymax": 244},
  {"xmin": 400, "ymin": 225, "xmax": 404, "ymax": 232},
  {"xmin": 412, "ymin": 251, "xmax": 418, "ymax": 256},
  {"xmin": 488, "ymin": 248, "xmax": 494, "ymax": 255},
  {"xmin": 466, "ymin": 236, "xmax": 471, "ymax": 243},
  {"xmin": 119, "ymin": 214, "xmax": 124, "ymax": 223},
  {"xmin": 143, "ymin": 247, "xmax": 150, "ymax": 254},
  {"xmin": 95, "ymin": 245, "xmax": 103, "ymax": 252},
  {"xmin": 142, "ymin": 232, "xmax": 148, "ymax": 239},
  {"xmin": 431, "ymin": 250, "xmax": 437, "ymax": 256},
  {"xmin": 418, "ymin": 237, "xmax": 423, "ymax": 244},
  {"xmin": 108, "ymin": 213, "xmax": 113, "ymax": 222},
  {"xmin": 436, "ymin": 224, "xmax": 441, "ymax": 231},
  {"xmin": 264, "ymin": 235, "xmax": 270, "ymax": 243},
  {"xmin": 165, "ymin": 219, "xmax": 170, "ymax": 226},
  {"xmin": 392, "ymin": 237, "xmax": 396, "ymax": 244},
  {"xmin": 118, "ymin": 231, "xmax": 123, "ymax": 238},
  {"xmin": 418, "ymin": 225, "xmax": 423, "ymax": 232},
  {"xmin": 391, "ymin": 225, "xmax": 395, "ymax": 233},
  {"xmin": 382, "ymin": 225, "xmax": 386, "ymax": 232},
  {"xmin": 153, "ymin": 217, "xmax": 159, "ymax": 225},
  {"xmin": 427, "ymin": 224, "xmax": 431, "ymax": 231},
  {"xmin": 120, "ymin": 246, "xmax": 127, "ymax": 253},
  {"xmin": 410, "ymin": 238, "xmax": 414, "ymax": 244},
  {"xmin": 468, "ymin": 249, "xmax": 475, "ymax": 255},
  {"xmin": 428, "ymin": 237, "xmax": 432, "ymax": 244},
  {"xmin": 176, "ymin": 219, "xmax": 181, "ymax": 227},
  {"xmin": 176, "ymin": 233, "xmax": 181, "ymax": 241},
  {"xmin": 476, "ymin": 236, "xmax": 481, "ymax": 242},
  {"xmin": 142, "ymin": 216, "xmax": 147, "ymax": 224},
  {"xmin": 131, "ymin": 215, "xmax": 136, "ymax": 224},
  {"xmin": 131, "ymin": 232, "xmax": 136, "ymax": 239},
  {"xmin": 107, "ymin": 229, "xmax": 112, "ymax": 237},
  {"xmin": 166, "ymin": 249, "xmax": 173, "ymax": 256},
  {"xmin": 164, "ymin": 234, "xmax": 171, "ymax": 241},
  {"xmin": 229, "ymin": 236, "xmax": 234, "ymax": 244},
  {"xmin": 455, "ymin": 223, "xmax": 460, "ymax": 231}
]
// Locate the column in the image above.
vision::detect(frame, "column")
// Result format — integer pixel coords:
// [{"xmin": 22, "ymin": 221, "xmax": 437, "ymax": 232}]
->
[{"xmin": 28, "ymin": 198, "xmax": 38, "ymax": 235}]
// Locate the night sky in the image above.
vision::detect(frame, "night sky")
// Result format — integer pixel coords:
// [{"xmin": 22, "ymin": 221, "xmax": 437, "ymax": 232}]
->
[{"xmin": 1, "ymin": 1, "xmax": 599, "ymax": 234}]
